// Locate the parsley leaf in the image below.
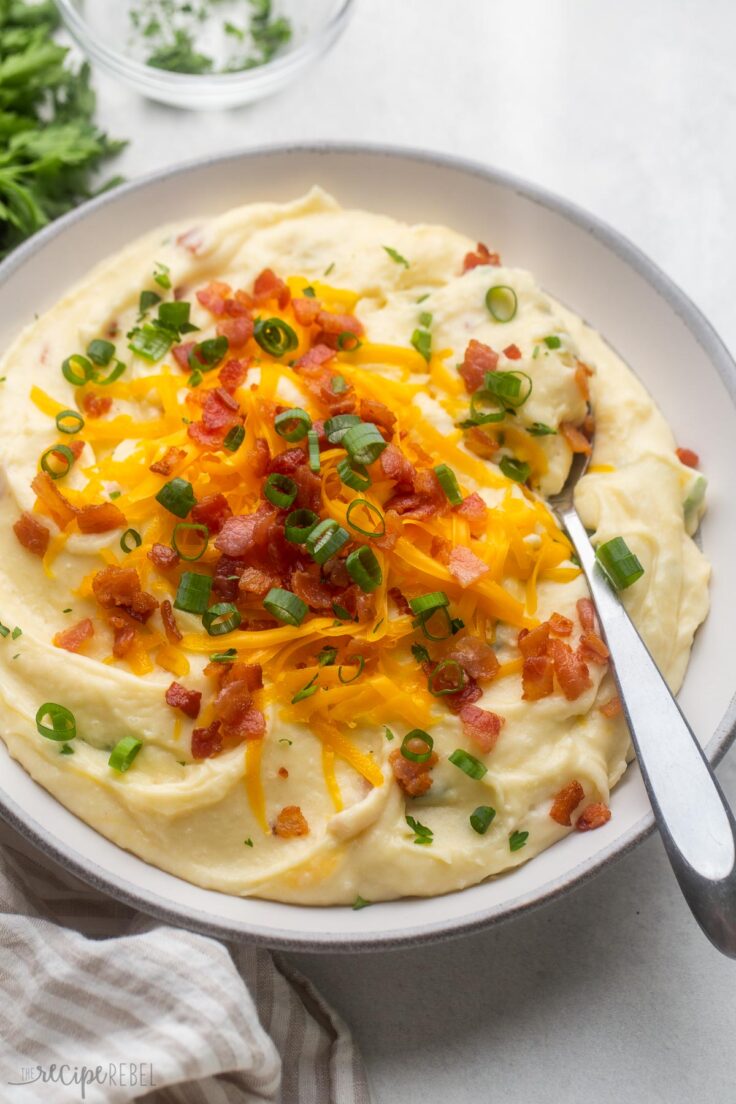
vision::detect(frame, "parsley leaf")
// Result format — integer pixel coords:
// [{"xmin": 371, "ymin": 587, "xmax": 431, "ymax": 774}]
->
[
  {"xmin": 383, "ymin": 245, "xmax": 409, "ymax": 268},
  {"xmin": 406, "ymin": 815, "xmax": 433, "ymax": 846}
]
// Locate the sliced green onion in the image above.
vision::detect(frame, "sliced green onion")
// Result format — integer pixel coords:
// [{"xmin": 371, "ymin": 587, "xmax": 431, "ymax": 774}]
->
[
  {"xmin": 400, "ymin": 729, "xmax": 434, "ymax": 764},
  {"xmin": 138, "ymin": 289, "xmax": 161, "ymax": 316},
  {"xmin": 35, "ymin": 703, "xmax": 76, "ymax": 742},
  {"xmin": 158, "ymin": 300, "xmax": 191, "ymax": 332},
  {"xmin": 153, "ymin": 262, "xmax": 171, "ymax": 289},
  {"xmin": 406, "ymin": 814, "xmax": 433, "ymax": 845},
  {"xmin": 55, "ymin": 409, "xmax": 84, "ymax": 435},
  {"xmin": 346, "ymin": 498, "xmax": 385, "ymax": 538},
  {"xmin": 274, "ymin": 407, "xmax": 312, "ymax": 442},
  {"xmin": 543, "ymin": 335, "xmax": 561, "ymax": 349},
  {"xmin": 128, "ymin": 325, "xmax": 172, "ymax": 362},
  {"xmin": 0, "ymin": 623, "xmax": 10, "ymax": 637},
  {"xmin": 337, "ymin": 332, "xmax": 362, "ymax": 352},
  {"xmin": 60, "ymin": 744, "xmax": 74, "ymax": 755},
  {"xmin": 484, "ymin": 370, "xmax": 533, "ymax": 408},
  {"xmin": 263, "ymin": 587, "xmax": 308, "ymax": 626},
  {"xmin": 254, "ymin": 317, "xmax": 299, "ymax": 357},
  {"xmin": 342, "ymin": 422, "xmax": 388, "ymax": 465},
  {"xmin": 155, "ymin": 477, "xmax": 196, "ymax": 518},
  {"xmin": 499, "ymin": 457, "xmax": 531, "ymax": 483},
  {"xmin": 263, "ymin": 473, "xmax": 298, "ymax": 509},
  {"xmin": 411, "ymin": 328, "xmax": 432, "ymax": 362},
  {"xmin": 188, "ymin": 369, "xmax": 203, "ymax": 389},
  {"xmin": 120, "ymin": 528, "xmax": 142, "ymax": 554},
  {"xmin": 284, "ymin": 508, "xmax": 319, "ymax": 544},
  {"xmin": 529, "ymin": 422, "xmax": 557, "ymax": 436},
  {"xmin": 596, "ymin": 536, "xmax": 645, "ymax": 590},
  {"xmin": 338, "ymin": 654, "xmax": 365, "ymax": 683},
  {"xmin": 449, "ymin": 748, "xmax": 487, "ymax": 780},
  {"xmin": 383, "ymin": 245, "xmax": 409, "ymax": 268},
  {"xmin": 411, "ymin": 642, "xmax": 431, "ymax": 665},
  {"xmin": 418, "ymin": 310, "xmax": 433, "ymax": 328},
  {"xmin": 305, "ymin": 519, "xmax": 349, "ymax": 565},
  {"xmin": 324, "ymin": 413, "xmax": 361, "ymax": 444},
  {"xmin": 109, "ymin": 735, "xmax": 142, "ymax": 773},
  {"xmin": 338, "ymin": 458, "xmax": 371, "ymax": 491},
  {"xmin": 307, "ymin": 429, "xmax": 320, "ymax": 472},
  {"xmin": 92, "ymin": 360, "xmax": 126, "ymax": 385},
  {"xmin": 62, "ymin": 354, "xmax": 94, "ymax": 386},
  {"xmin": 409, "ymin": 592, "xmax": 449, "ymax": 617},
  {"xmin": 40, "ymin": 444, "xmax": 75, "ymax": 480},
  {"xmin": 509, "ymin": 829, "xmax": 529, "ymax": 851},
  {"xmin": 385, "ymin": 726, "xmax": 395, "ymax": 741},
  {"xmin": 223, "ymin": 425, "xmax": 245, "ymax": 452},
  {"xmin": 469, "ymin": 389, "xmax": 505, "ymax": 425},
  {"xmin": 317, "ymin": 645, "xmax": 337, "ymax": 667},
  {"xmin": 174, "ymin": 571, "xmax": 212, "ymax": 614},
  {"xmin": 292, "ymin": 674, "xmax": 318, "ymax": 703},
  {"xmin": 209, "ymin": 648, "xmax": 237, "ymax": 663},
  {"xmin": 189, "ymin": 336, "xmax": 228, "ymax": 370},
  {"xmin": 86, "ymin": 339, "xmax": 115, "ymax": 367},
  {"xmin": 434, "ymin": 463, "xmax": 462, "ymax": 505},
  {"xmin": 485, "ymin": 285, "xmax": 517, "ymax": 322},
  {"xmin": 172, "ymin": 522, "xmax": 209, "ymax": 562},
  {"xmin": 346, "ymin": 546, "xmax": 382, "ymax": 593},
  {"xmin": 302, "ymin": 286, "xmax": 316, "ymax": 298},
  {"xmin": 203, "ymin": 602, "xmax": 242, "ymax": 636},
  {"xmin": 415, "ymin": 606, "xmax": 454, "ymax": 641},
  {"xmin": 352, "ymin": 895, "xmax": 371, "ymax": 910},
  {"xmin": 470, "ymin": 805, "xmax": 496, "ymax": 835},
  {"xmin": 331, "ymin": 601, "xmax": 354, "ymax": 621},
  {"xmin": 428, "ymin": 659, "xmax": 466, "ymax": 696}
]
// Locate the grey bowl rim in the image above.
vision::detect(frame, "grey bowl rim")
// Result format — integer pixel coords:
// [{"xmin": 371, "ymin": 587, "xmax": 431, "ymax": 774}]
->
[{"xmin": 0, "ymin": 140, "xmax": 734, "ymax": 954}]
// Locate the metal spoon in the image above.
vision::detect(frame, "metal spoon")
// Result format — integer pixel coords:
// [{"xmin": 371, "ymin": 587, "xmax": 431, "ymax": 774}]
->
[{"xmin": 550, "ymin": 449, "xmax": 736, "ymax": 957}]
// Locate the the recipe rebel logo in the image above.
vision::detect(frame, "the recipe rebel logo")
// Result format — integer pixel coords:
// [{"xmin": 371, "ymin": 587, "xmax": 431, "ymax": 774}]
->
[{"xmin": 7, "ymin": 1061, "xmax": 157, "ymax": 1099}]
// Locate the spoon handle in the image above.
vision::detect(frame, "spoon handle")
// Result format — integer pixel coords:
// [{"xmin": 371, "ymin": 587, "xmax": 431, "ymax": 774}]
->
[{"xmin": 562, "ymin": 506, "xmax": 736, "ymax": 956}]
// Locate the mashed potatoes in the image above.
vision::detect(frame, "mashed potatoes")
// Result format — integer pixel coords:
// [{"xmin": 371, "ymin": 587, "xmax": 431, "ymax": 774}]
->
[{"xmin": 0, "ymin": 189, "xmax": 709, "ymax": 904}]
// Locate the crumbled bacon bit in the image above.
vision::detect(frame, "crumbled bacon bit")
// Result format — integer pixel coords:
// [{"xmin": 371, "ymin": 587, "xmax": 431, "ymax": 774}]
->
[
  {"xmin": 197, "ymin": 280, "xmax": 231, "ymax": 316},
  {"xmin": 239, "ymin": 566, "xmax": 279, "ymax": 598},
  {"xmin": 217, "ymin": 315, "xmax": 253, "ymax": 349},
  {"xmin": 278, "ymin": 767, "xmax": 289, "ymax": 779},
  {"xmin": 31, "ymin": 471, "xmax": 76, "ymax": 528},
  {"xmin": 251, "ymin": 437, "xmax": 270, "ymax": 477},
  {"xmin": 177, "ymin": 227, "xmax": 204, "ymax": 255},
  {"xmin": 388, "ymin": 586, "xmax": 411, "ymax": 615},
  {"xmin": 214, "ymin": 505, "xmax": 275, "ymax": 557},
  {"xmin": 448, "ymin": 635, "xmax": 499, "ymax": 681},
  {"xmin": 316, "ymin": 309, "xmax": 364, "ymax": 337},
  {"xmin": 448, "ymin": 546, "xmax": 489, "ymax": 588},
  {"xmin": 576, "ymin": 802, "xmax": 611, "ymax": 831},
  {"xmin": 458, "ymin": 339, "xmax": 498, "ymax": 393},
  {"xmin": 522, "ymin": 655, "xmax": 554, "ymax": 701},
  {"xmin": 373, "ymin": 508, "xmax": 402, "ymax": 551},
  {"xmin": 430, "ymin": 535, "xmax": 452, "ymax": 564},
  {"xmin": 576, "ymin": 597, "xmax": 596, "ymax": 633},
  {"xmin": 462, "ymin": 242, "xmax": 501, "ymax": 272},
  {"xmin": 221, "ymin": 662, "xmax": 263, "ymax": 692},
  {"xmin": 464, "ymin": 427, "xmax": 499, "ymax": 459},
  {"xmin": 92, "ymin": 565, "xmax": 158, "ymax": 623},
  {"xmin": 503, "ymin": 343, "xmax": 522, "ymax": 360},
  {"xmin": 218, "ymin": 358, "xmax": 250, "ymax": 392},
  {"xmin": 81, "ymin": 392, "xmax": 112, "ymax": 419},
  {"xmin": 191, "ymin": 493, "xmax": 232, "ymax": 534},
  {"xmin": 150, "ymin": 446, "xmax": 186, "ymax": 476},
  {"xmin": 548, "ymin": 612, "xmax": 574, "ymax": 636},
  {"xmin": 13, "ymin": 511, "xmax": 50, "ymax": 557},
  {"xmin": 267, "ymin": 446, "xmax": 307, "ymax": 476},
  {"xmin": 386, "ymin": 468, "xmax": 446, "ymax": 520},
  {"xmin": 295, "ymin": 344, "xmax": 335, "ymax": 371},
  {"xmin": 676, "ymin": 447, "xmax": 699, "ymax": 468},
  {"xmin": 549, "ymin": 780, "xmax": 585, "ymax": 826},
  {"xmin": 172, "ymin": 342, "xmax": 196, "ymax": 371},
  {"xmin": 148, "ymin": 543, "xmax": 180, "ymax": 571},
  {"xmin": 76, "ymin": 502, "xmax": 127, "ymax": 534},
  {"xmin": 108, "ymin": 614, "xmax": 137, "ymax": 658},
  {"xmin": 212, "ymin": 665, "xmax": 266, "ymax": 744},
  {"xmin": 160, "ymin": 599, "xmax": 182, "ymax": 644},
  {"xmin": 292, "ymin": 297, "xmax": 322, "ymax": 326},
  {"xmin": 274, "ymin": 805, "xmax": 309, "ymax": 837},
  {"xmin": 67, "ymin": 440, "xmax": 85, "ymax": 462},
  {"xmin": 359, "ymin": 398, "xmax": 396, "ymax": 434},
  {"xmin": 548, "ymin": 638, "xmax": 592, "ymax": 700},
  {"xmin": 455, "ymin": 492, "xmax": 488, "ymax": 537},
  {"xmin": 575, "ymin": 360, "xmax": 593, "ymax": 402},
  {"xmin": 53, "ymin": 618, "xmax": 94, "ymax": 653},
  {"xmin": 380, "ymin": 443, "xmax": 416, "ymax": 488},
  {"xmin": 599, "ymin": 695, "xmax": 622, "ymax": 718},
  {"xmin": 252, "ymin": 268, "xmax": 290, "ymax": 310},
  {"xmin": 291, "ymin": 570, "xmax": 334, "ymax": 611},
  {"xmin": 459, "ymin": 704, "xmax": 504, "ymax": 753},
  {"xmin": 518, "ymin": 623, "xmax": 550, "ymax": 658},
  {"xmin": 165, "ymin": 681, "xmax": 202, "ymax": 719},
  {"xmin": 444, "ymin": 675, "xmax": 483, "ymax": 714},
  {"xmin": 560, "ymin": 421, "xmax": 592, "ymax": 455},
  {"xmin": 389, "ymin": 746, "xmax": 438, "ymax": 797},
  {"xmin": 192, "ymin": 721, "xmax": 223, "ymax": 759},
  {"xmin": 578, "ymin": 631, "xmax": 609, "ymax": 665},
  {"xmin": 188, "ymin": 387, "xmax": 241, "ymax": 448}
]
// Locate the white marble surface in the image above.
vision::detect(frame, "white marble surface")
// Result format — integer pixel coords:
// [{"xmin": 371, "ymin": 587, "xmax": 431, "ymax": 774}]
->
[{"xmin": 85, "ymin": 1, "xmax": 736, "ymax": 1100}]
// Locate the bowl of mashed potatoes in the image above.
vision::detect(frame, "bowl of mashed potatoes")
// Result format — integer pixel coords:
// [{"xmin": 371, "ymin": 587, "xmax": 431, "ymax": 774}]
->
[{"xmin": 0, "ymin": 146, "xmax": 733, "ymax": 950}]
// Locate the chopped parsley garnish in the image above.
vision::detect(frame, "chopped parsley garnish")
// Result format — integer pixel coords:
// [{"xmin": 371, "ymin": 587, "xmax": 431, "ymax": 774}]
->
[
  {"xmin": 418, "ymin": 311, "xmax": 433, "ymax": 329},
  {"xmin": 324, "ymin": 262, "xmax": 335, "ymax": 276},
  {"xmin": 384, "ymin": 727, "xmax": 395, "ymax": 741},
  {"xmin": 244, "ymin": 837, "xmax": 254, "ymax": 847},
  {"xmin": 317, "ymin": 646, "xmax": 337, "ymax": 667},
  {"xmin": 529, "ymin": 422, "xmax": 557, "ymax": 436},
  {"xmin": 509, "ymin": 830, "xmax": 529, "ymax": 852},
  {"xmin": 411, "ymin": 328, "xmax": 432, "ymax": 362},
  {"xmin": 383, "ymin": 245, "xmax": 409, "ymax": 268},
  {"xmin": 406, "ymin": 815, "xmax": 433, "ymax": 846},
  {"xmin": 411, "ymin": 642, "xmax": 431, "ymax": 666},
  {"xmin": 543, "ymin": 335, "xmax": 562, "ymax": 349},
  {"xmin": 352, "ymin": 895, "xmax": 371, "ymax": 910},
  {"xmin": 153, "ymin": 262, "xmax": 172, "ymax": 289}
]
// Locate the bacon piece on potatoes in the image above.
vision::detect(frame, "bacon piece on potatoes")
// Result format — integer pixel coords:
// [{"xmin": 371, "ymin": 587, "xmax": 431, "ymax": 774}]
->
[
  {"xmin": 448, "ymin": 546, "xmax": 489, "ymax": 588},
  {"xmin": 548, "ymin": 612, "xmax": 574, "ymax": 636},
  {"xmin": 576, "ymin": 802, "xmax": 612, "ymax": 831},
  {"xmin": 292, "ymin": 297, "xmax": 322, "ymax": 326},
  {"xmin": 676, "ymin": 447, "xmax": 699, "ymax": 468},
  {"xmin": 191, "ymin": 493, "xmax": 232, "ymax": 534},
  {"xmin": 459, "ymin": 704, "xmax": 504, "ymax": 754},
  {"xmin": 13, "ymin": 511, "xmax": 50, "ymax": 557},
  {"xmin": 148, "ymin": 544, "xmax": 180, "ymax": 571},
  {"xmin": 274, "ymin": 805, "xmax": 309, "ymax": 838},
  {"xmin": 389, "ymin": 745, "xmax": 438, "ymax": 797},
  {"xmin": 578, "ymin": 631, "xmax": 609, "ymax": 665},
  {"xmin": 252, "ymin": 268, "xmax": 290, "ymax": 310},
  {"xmin": 522, "ymin": 655, "xmax": 555, "ymax": 701},
  {"xmin": 31, "ymin": 472, "xmax": 77, "ymax": 529},
  {"xmin": 149, "ymin": 446, "xmax": 186, "ymax": 476},
  {"xmin": 81, "ymin": 393, "xmax": 112, "ymax": 419},
  {"xmin": 92, "ymin": 565, "xmax": 158, "ymax": 623},
  {"xmin": 165, "ymin": 681, "xmax": 202, "ymax": 720},
  {"xmin": 561, "ymin": 421, "xmax": 592, "ymax": 455},
  {"xmin": 549, "ymin": 780, "xmax": 585, "ymax": 826},
  {"xmin": 53, "ymin": 618, "xmax": 94, "ymax": 653},
  {"xmin": 458, "ymin": 339, "xmax": 498, "ymax": 393},
  {"xmin": 462, "ymin": 242, "xmax": 501, "ymax": 272},
  {"xmin": 576, "ymin": 597, "xmax": 596, "ymax": 633},
  {"xmin": 548, "ymin": 638, "xmax": 592, "ymax": 701},
  {"xmin": 76, "ymin": 502, "xmax": 127, "ymax": 534},
  {"xmin": 191, "ymin": 721, "xmax": 223, "ymax": 760},
  {"xmin": 160, "ymin": 599, "xmax": 182, "ymax": 644},
  {"xmin": 448, "ymin": 635, "xmax": 499, "ymax": 682}
]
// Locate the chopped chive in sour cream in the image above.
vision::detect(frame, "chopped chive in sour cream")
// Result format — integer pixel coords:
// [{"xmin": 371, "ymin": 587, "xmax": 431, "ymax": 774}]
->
[{"xmin": 383, "ymin": 245, "xmax": 409, "ymax": 268}]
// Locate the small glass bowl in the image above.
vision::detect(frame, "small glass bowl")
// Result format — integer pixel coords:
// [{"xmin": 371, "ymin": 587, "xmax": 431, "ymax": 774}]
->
[{"xmin": 54, "ymin": 0, "xmax": 355, "ymax": 110}]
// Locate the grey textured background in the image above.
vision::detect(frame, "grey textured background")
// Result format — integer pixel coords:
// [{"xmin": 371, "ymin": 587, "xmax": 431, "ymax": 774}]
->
[{"xmin": 87, "ymin": 2, "xmax": 736, "ymax": 1100}]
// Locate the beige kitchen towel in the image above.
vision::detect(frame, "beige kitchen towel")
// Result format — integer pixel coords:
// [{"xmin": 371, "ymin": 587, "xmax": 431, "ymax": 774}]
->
[{"xmin": 0, "ymin": 820, "xmax": 370, "ymax": 1104}]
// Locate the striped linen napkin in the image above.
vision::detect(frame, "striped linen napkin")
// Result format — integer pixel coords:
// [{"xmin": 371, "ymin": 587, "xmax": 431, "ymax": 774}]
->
[{"xmin": 0, "ymin": 820, "xmax": 370, "ymax": 1104}]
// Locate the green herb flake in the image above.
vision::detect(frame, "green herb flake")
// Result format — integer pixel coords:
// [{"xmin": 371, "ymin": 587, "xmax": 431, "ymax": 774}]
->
[
  {"xmin": 411, "ymin": 642, "xmax": 431, "ymax": 665},
  {"xmin": 324, "ymin": 262, "xmax": 335, "ymax": 276},
  {"xmin": 529, "ymin": 422, "xmax": 558, "ymax": 437},
  {"xmin": 509, "ymin": 829, "xmax": 529, "ymax": 852},
  {"xmin": 543, "ymin": 335, "xmax": 562, "ymax": 349},
  {"xmin": 384, "ymin": 726, "xmax": 395, "ymax": 741},
  {"xmin": 352, "ymin": 895, "xmax": 371, "ymax": 910},
  {"xmin": 153, "ymin": 262, "xmax": 172, "ymax": 289},
  {"xmin": 244, "ymin": 837, "xmax": 254, "ymax": 847},
  {"xmin": 406, "ymin": 814, "xmax": 433, "ymax": 846},
  {"xmin": 11, "ymin": 627, "xmax": 22, "ymax": 640},
  {"xmin": 383, "ymin": 245, "xmax": 409, "ymax": 268},
  {"xmin": 418, "ymin": 311, "xmax": 433, "ymax": 329},
  {"xmin": 411, "ymin": 328, "xmax": 432, "ymax": 362}
]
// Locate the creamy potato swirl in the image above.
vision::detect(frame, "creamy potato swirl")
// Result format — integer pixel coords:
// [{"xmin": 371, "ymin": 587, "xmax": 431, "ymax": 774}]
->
[{"xmin": 0, "ymin": 189, "xmax": 709, "ymax": 904}]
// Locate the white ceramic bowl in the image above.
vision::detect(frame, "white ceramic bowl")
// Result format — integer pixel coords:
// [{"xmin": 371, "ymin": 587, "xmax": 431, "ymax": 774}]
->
[{"xmin": 1, "ymin": 146, "xmax": 734, "ymax": 951}]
